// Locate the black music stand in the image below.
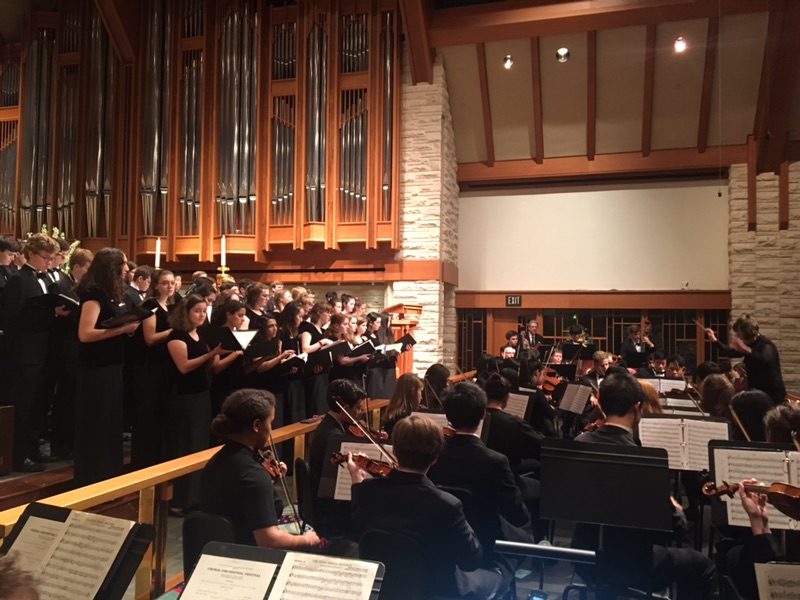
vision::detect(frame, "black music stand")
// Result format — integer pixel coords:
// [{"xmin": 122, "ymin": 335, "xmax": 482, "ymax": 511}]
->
[
  {"xmin": 625, "ymin": 352, "xmax": 648, "ymax": 369},
  {"xmin": 561, "ymin": 344, "xmax": 595, "ymax": 364}
]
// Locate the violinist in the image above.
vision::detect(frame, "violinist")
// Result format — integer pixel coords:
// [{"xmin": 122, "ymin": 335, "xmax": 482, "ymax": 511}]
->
[
  {"xmin": 501, "ymin": 330, "xmax": 519, "ymax": 355},
  {"xmin": 565, "ymin": 324, "xmax": 586, "ymax": 345},
  {"xmin": 574, "ymin": 372, "xmax": 715, "ymax": 600},
  {"xmin": 635, "ymin": 350, "xmax": 667, "ymax": 378},
  {"xmin": 665, "ymin": 354, "xmax": 686, "ymax": 379},
  {"xmin": 307, "ymin": 378, "xmax": 368, "ymax": 538},
  {"xmin": 423, "ymin": 363, "xmax": 451, "ymax": 410},
  {"xmin": 200, "ymin": 388, "xmax": 321, "ymax": 550},
  {"xmin": 382, "ymin": 372, "xmax": 424, "ymax": 436},
  {"xmin": 619, "ymin": 324, "xmax": 654, "ymax": 365},
  {"xmin": 348, "ymin": 415, "xmax": 507, "ymax": 599},
  {"xmin": 522, "ymin": 319, "xmax": 544, "ymax": 349},
  {"xmin": 427, "ymin": 382, "xmax": 532, "ymax": 584},
  {"xmin": 581, "ymin": 351, "xmax": 611, "ymax": 389},
  {"xmin": 524, "ymin": 359, "xmax": 556, "ymax": 436},
  {"xmin": 550, "ymin": 346, "xmax": 564, "ymax": 365},
  {"xmin": 705, "ymin": 314, "xmax": 786, "ymax": 405},
  {"xmin": 500, "ymin": 345, "xmax": 516, "ymax": 360}
]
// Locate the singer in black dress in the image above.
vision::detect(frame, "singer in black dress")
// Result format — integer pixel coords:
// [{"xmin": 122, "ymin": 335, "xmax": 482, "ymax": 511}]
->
[{"xmin": 74, "ymin": 248, "xmax": 141, "ymax": 486}]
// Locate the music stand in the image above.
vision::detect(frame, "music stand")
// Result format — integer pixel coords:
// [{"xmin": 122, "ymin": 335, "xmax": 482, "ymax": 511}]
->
[
  {"xmin": 561, "ymin": 344, "xmax": 595, "ymax": 363},
  {"xmin": 624, "ymin": 352, "xmax": 648, "ymax": 369}
]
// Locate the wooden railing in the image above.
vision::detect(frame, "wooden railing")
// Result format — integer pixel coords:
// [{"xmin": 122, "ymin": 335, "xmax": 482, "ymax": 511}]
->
[{"xmin": 0, "ymin": 400, "xmax": 388, "ymax": 599}]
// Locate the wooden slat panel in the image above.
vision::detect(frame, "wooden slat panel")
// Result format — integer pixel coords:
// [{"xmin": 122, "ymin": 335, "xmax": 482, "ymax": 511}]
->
[
  {"xmin": 641, "ymin": 24, "xmax": 655, "ymax": 157},
  {"xmin": 455, "ymin": 290, "xmax": 732, "ymax": 310},
  {"xmin": 697, "ymin": 17, "xmax": 718, "ymax": 153},
  {"xmin": 530, "ymin": 36, "xmax": 544, "ymax": 164},
  {"xmin": 476, "ymin": 43, "xmax": 494, "ymax": 166}
]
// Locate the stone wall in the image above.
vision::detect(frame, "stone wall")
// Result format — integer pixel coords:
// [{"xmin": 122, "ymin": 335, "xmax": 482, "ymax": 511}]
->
[
  {"xmin": 393, "ymin": 50, "xmax": 459, "ymax": 374},
  {"xmin": 728, "ymin": 162, "xmax": 800, "ymax": 393}
]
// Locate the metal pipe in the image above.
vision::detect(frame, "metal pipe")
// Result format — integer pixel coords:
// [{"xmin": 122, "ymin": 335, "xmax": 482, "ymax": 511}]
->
[
  {"xmin": 382, "ymin": 12, "xmax": 393, "ymax": 221},
  {"xmin": 159, "ymin": 0, "xmax": 171, "ymax": 236},
  {"xmin": 193, "ymin": 56, "xmax": 203, "ymax": 233}
]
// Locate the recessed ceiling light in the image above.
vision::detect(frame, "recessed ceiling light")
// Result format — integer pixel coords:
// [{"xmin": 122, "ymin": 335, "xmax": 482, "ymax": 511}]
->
[
  {"xmin": 503, "ymin": 54, "xmax": 513, "ymax": 69},
  {"xmin": 556, "ymin": 47, "xmax": 570, "ymax": 62},
  {"xmin": 674, "ymin": 37, "xmax": 687, "ymax": 53}
]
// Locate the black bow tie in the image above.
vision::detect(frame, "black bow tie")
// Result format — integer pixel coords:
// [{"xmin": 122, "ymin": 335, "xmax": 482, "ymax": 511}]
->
[{"xmin": 37, "ymin": 272, "xmax": 49, "ymax": 280}]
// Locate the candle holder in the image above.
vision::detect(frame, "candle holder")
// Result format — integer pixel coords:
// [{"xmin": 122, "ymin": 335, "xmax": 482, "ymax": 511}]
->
[{"xmin": 216, "ymin": 265, "xmax": 230, "ymax": 288}]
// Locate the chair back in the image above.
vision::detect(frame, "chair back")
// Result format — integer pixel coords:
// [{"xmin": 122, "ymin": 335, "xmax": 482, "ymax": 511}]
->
[
  {"xmin": 294, "ymin": 457, "xmax": 316, "ymax": 529},
  {"xmin": 182, "ymin": 511, "xmax": 235, "ymax": 578},
  {"xmin": 359, "ymin": 529, "xmax": 426, "ymax": 600}
]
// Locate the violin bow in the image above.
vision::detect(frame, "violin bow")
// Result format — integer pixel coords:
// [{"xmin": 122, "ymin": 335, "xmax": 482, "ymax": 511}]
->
[
  {"xmin": 267, "ymin": 433, "xmax": 303, "ymax": 530},
  {"xmin": 728, "ymin": 404, "xmax": 751, "ymax": 442},
  {"xmin": 335, "ymin": 400, "xmax": 397, "ymax": 464},
  {"xmin": 423, "ymin": 376, "xmax": 443, "ymax": 410},
  {"xmin": 683, "ymin": 381, "xmax": 708, "ymax": 417}
]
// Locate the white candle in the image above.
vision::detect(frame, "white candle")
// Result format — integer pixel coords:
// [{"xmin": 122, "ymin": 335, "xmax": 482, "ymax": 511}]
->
[
  {"xmin": 221, "ymin": 235, "xmax": 227, "ymax": 267},
  {"xmin": 155, "ymin": 237, "xmax": 161, "ymax": 269}
]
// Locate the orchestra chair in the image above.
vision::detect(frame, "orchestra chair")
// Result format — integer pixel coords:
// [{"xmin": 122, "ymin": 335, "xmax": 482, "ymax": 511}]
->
[
  {"xmin": 294, "ymin": 457, "xmax": 316, "ymax": 531},
  {"xmin": 358, "ymin": 529, "xmax": 463, "ymax": 600},
  {"xmin": 181, "ymin": 511, "xmax": 235, "ymax": 579}
]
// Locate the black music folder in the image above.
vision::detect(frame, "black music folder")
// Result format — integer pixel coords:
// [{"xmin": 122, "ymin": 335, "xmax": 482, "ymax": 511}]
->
[
  {"xmin": 29, "ymin": 292, "xmax": 80, "ymax": 311},
  {"xmin": 99, "ymin": 298, "xmax": 159, "ymax": 328},
  {"xmin": 199, "ymin": 326, "xmax": 257, "ymax": 352},
  {"xmin": 0, "ymin": 502, "xmax": 154, "ymax": 600},
  {"xmin": 549, "ymin": 364, "xmax": 578, "ymax": 381},
  {"xmin": 182, "ymin": 541, "xmax": 384, "ymax": 600}
]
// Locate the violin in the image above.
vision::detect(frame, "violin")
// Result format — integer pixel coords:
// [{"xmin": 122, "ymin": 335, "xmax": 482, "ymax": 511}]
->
[
  {"xmin": 541, "ymin": 367, "xmax": 563, "ymax": 393},
  {"xmin": 443, "ymin": 425, "xmax": 456, "ymax": 438},
  {"xmin": 331, "ymin": 451, "xmax": 395, "ymax": 477},
  {"xmin": 348, "ymin": 422, "xmax": 389, "ymax": 440},
  {"xmin": 258, "ymin": 449, "xmax": 283, "ymax": 481},
  {"xmin": 702, "ymin": 481, "xmax": 800, "ymax": 521},
  {"xmin": 583, "ymin": 419, "xmax": 605, "ymax": 432}
]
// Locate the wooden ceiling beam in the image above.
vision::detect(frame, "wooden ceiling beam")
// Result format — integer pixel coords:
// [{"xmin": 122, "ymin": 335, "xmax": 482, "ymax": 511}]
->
[
  {"xmin": 476, "ymin": 43, "xmax": 494, "ymax": 166},
  {"xmin": 457, "ymin": 145, "xmax": 748, "ymax": 184},
  {"xmin": 94, "ymin": 0, "xmax": 139, "ymax": 64},
  {"xmin": 530, "ymin": 37, "xmax": 544, "ymax": 164},
  {"xmin": 587, "ymin": 30, "xmax": 596, "ymax": 161},
  {"xmin": 753, "ymin": 0, "xmax": 800, "ymax": 173},
  {"xmin": 641, "ymin": 24, "xmax": 655, "ymax": 158},
  {"xmin": 429, "ymin": 0, "xmax": 768, "ymax": 47},
  {"xmin": 697, "ymin": 17, "xmax": 718, "ymax": 153},
  {"xmin": 399, "ymin": 0, "xmax": 433, "ymax": 84}
]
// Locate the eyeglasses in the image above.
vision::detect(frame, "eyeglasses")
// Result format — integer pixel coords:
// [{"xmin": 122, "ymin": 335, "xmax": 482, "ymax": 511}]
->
[{"xmin": 36, "ymin": 253, "xmax": 56, "ymax": 263}]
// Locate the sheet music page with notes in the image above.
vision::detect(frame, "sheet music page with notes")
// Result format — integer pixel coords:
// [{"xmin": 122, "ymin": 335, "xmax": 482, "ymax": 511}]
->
[
  {"xmin": 685, "ymin": 420, "xmax": 729, "ymax": 471},
  {"xmin": 755, "ymin": 563, "xmax": 800, "ymax": 600},
  {"xmin": 638, "ymin": 418, "xmax": 685, "ymax": 470},
  {"xmin": 267, "ymin": 552, "xmax": 378, "ymax": 600},
  {"xmin": 504, "ymin": 393, "xmax": 529, "ymax": 420},
  {"xmin": 715, "ymin": 448, "xmax": 794, "ymax": 529},
  {"xmin": 333, "ymin": 442, "xmax": 394, "ymax": 502},
  {"xmin": 5, "ymin": 516, "xmax": 68, "ymax": 576},
  {"xmin": 36, "ymin": 511, "xmax": 134, "ymax": 600},
  {"xmin": 558, "ymin": 384, "xmax": 592, "ymax": 415},
  {"xmin": 409, "ymin": 412, "xmax": 483, "ymax": 437},
  {"xmin": 181, "ymin": 554, "xmax": 277, "ymax": 600}
]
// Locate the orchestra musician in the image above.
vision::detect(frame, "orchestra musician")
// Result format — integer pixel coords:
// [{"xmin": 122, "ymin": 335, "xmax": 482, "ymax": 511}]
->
[
  {"xmin": 348, "ymin": 415, "xmax": 508, "ymax": 599},
  {"xmin": 522, "ymin": 319, "xmax": 545, "ymax": 349},
  {"xmin": 619, "ymin": 324, "xmax": 654, "ymax": 365},
  {"xmin": 573, "ymin": 371, "xmax": 716, "ymax": 599},
  {"xmin": 382, "ymin": 372, "xmax": 424, "ymax": 436},
  {"xmin": 200, "ymin": 388, "xmax": 322, "ymax": 550},
  {"xmin": 704, "ymin": 314, "xmax": 786, "ymax": 405},
  {"xmin": 635, "ymin": 350, "xmax": 667, "ymax": 378},
  {"xmin": 581, "ymin": 351, "xmax": 611, "ymax": 390}
]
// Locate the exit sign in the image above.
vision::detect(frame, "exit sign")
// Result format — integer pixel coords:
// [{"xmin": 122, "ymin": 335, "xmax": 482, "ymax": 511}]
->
[{"xmin": 505, "ymin": 295, "xmax": 522, "ymax": 307}]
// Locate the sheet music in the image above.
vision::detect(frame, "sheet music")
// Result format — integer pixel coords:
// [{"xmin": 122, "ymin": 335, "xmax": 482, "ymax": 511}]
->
[
  {"xmin": 38, "ymin": 511, "xmax": 134, "ymax": 600},
  {"xmin": 638, "ymin": 418, "xmax": 685, "ymax": 470},
  {"xmin": 6, "ymin": 516, "xmax": 68, "ymax": 576},
  {"xmin": 789, "ymin": 452, "xmax": 800, "ymax": 485},
  {"xmin": 333, "ymin": 442, "xmax": 395, "ymax": 502},
  {"xmin": 182, "ymin": 555, "xmax": 277, "ymax": 600},
  {"xmin": 231, "ymin": 330, "xmax": 257, "ymax": 349},
  {"xmin": 755, "ymin": 563, "xmax": 800, "ymax": 600},
  {"xmin": 558, "ymin": 384, "xmax": 592, "ymax": 415},
  {"xmin": 661, "ymin": 398, "xmax": 698, "ymax": 410},
  {"xmin": 408, "ymin": 412, "xmax": 483, "ymax": 437},
  {"xmin": 267, "ymin": 552, "xmax": 378, "ymax": 600},
  {"xmin": 685, "ymin": 420, "xmax": 729, "ymax": 471},
  {"xmin": 715, "ymin": 448, "xmax": 794, "ymax": 529},
  {"xmin": 504, "ymin": 393, "xmax": 529, "ymax": 420}
]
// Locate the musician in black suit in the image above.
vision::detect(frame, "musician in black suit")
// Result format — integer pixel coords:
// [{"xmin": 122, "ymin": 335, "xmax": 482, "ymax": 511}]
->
[
  {"xmin": 308, "ymin": 378, "xmax": 368, "ymax": 539},
  {"xmin": 1, "ymin": 234, "xmax": 62, "ymax": 472},
  {"xmin": 581, "ymin": 350, "xmax": 611, "ymax": 390},
  {"xmin": 0, "ymin": 236, "xmax": 20, "ymax": 289},
  {"xmin": 619, "ymin": 324, "xmax": 654, "ymax": 365},
  {"xmin": 348, "ymin": 414, "xmax": 506, "ymax": 599},
  {"xmin": 635, "ymin": 350, "xmax": 667, "ymax": 378},
  {"xmin": 574, "ymin": 371, "xmax": 715, "ymax": 600},
  {"xmin": 122, "ymin": 265, "xmax": 153, "ymax": 311},
  {"xmin": 522, "ymin": 319, "xmax": 545, "ymax": 349},
  {"xmin": 428, "ymin": 381, "xmax": 532, "ymax": 569}
]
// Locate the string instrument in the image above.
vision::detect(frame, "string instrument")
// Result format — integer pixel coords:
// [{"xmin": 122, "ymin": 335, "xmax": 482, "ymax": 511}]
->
[
  {"xmin": 583, "ymin": 419, "xmax": 605, "ymax": 432},
  {"xmin": 335, "ymin": 400, "xmax": 397, "ymax": 465},
  {"xmin": 348, "ymin": 422, "xmax": 389, "ymax": 440},
  {"xmin": 443, "ymin": 425, "xmax": 456, "ymax": 438},
  {"xmin": 447, "ymin": 370, "xmax": 477, "ymax": 384},
  {"xmin": 541, "ymin": 368, "xmax": 563, "ymax": 394},
  {"xmin": 331, "ymin": 451, "xmax": 395, "ymax": 477},
  {"xmin": 258, "ymin": 448, "xmax": 283, "ymax": 481},
  {"xmin": 423, "ymin": 376, "xmax": 444, "ymax": 410},
  {"xmin": 702, "ymin": 481, "xmax": 800, "ymax": 521}
]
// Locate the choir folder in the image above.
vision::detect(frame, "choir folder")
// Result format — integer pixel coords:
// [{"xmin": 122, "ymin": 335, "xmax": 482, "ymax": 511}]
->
[{"xmin": 0, "ymin": 502, "xmax": 154, "ymax": 600}]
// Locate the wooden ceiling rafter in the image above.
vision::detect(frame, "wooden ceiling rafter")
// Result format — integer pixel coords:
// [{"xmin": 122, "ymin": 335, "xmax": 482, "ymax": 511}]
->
[
  {"xmin": 587, "ymin": 29, "xmax": 596, "ymax": 161},
  {"xmin": 399, "ymin": 0, "xmax": 433, "ymax": 84},
  {"xmin": 530, "ymin": 36, "xmax": 544, "ymax": 164},
  {"xmin": 752, "ymin": 0, "xmax": 800, "ymax": 174},
  {"xmin": 428, "ymin": 0, "xmax": 769, "ymax": 48},
  {"xmin": 476, "ymin": 42, "xmax": 494, "ymax": 166},
  {"xmin": 94, "ymin": 0, "xmax": 139, "ymax": 64},
  {"xmin": 457, "ymin": 145, "xmax": 748, "ymax": 185},
  {"xmin": 641, "ymin": 24, "xmax": 655, "ymax": 158},
  {"xmin": 697, "ymin": 16, "xmax": 718, "ymax": 153}
]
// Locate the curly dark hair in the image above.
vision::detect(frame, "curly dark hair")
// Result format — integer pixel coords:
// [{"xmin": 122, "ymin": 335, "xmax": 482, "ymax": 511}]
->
[
  {"xmin": 211, "ymin": 388, "xmax": 276, "ymax": 439},
  {"xmin": 75, "ymin": 247, "xmax": 127, "ymax": 303}
]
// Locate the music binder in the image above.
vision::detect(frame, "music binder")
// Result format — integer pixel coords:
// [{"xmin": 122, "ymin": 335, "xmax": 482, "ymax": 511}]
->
[
  {"xmin": 199, "ymin": 326, "xmax": 257, "ymax": 352},
  {"xmin": 0, "ymin": 502, "xmax": 155, "ymax": 600},
  {"xmin": 347, "ymin": 340, "xmax": 376, "ymax": 358},
  {"xmin": 29, "ymin": 292, "xmax": 80, "ymax": 311},
  {"xmin": 99, "ymin": 298, "xmax": 159, "ymax": 329},
  {"xmin": 182, "ymin": 541, "xmax": 384, "ymax": 600},
  {"xmin": 638, "ymin": 414, "xmax": 730, "ymax": 471}
]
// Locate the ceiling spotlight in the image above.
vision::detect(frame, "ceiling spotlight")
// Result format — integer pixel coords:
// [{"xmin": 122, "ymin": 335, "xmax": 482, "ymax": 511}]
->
[
  {"xmin": 503, "ymin": 54, "xmax": 514, "ymax": 69},
  {"xmin": 674, "ymin": 37, "xmax": 687, "ymax": 52},
  {"xmin": 556, "ymin": 47, "xmax": 570, "ymax": 63}
]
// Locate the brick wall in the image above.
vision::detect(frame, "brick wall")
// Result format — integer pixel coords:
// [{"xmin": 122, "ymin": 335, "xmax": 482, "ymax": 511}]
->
[{"xmin": 728, "ymin": 162, "xmax": 800, "ymax": 393}]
